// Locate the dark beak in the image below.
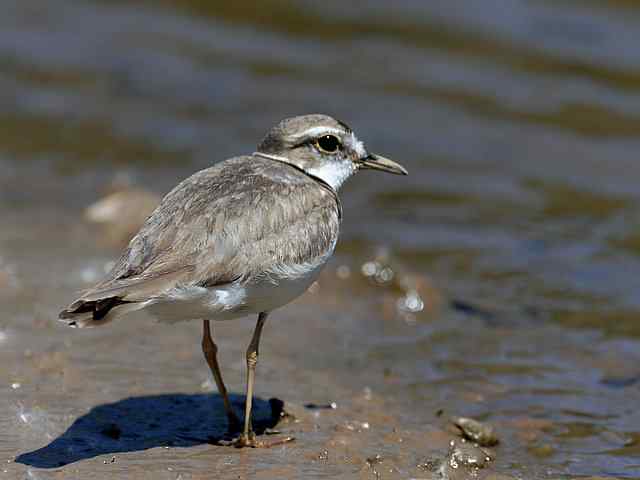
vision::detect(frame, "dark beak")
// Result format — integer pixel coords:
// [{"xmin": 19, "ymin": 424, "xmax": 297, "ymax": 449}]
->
[{"xmin": 359, "ymin": 153, "xmax": 408, "ymax": 175}]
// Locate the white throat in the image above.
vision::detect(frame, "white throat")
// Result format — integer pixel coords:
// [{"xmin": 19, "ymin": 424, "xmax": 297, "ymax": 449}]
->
[
  {"xmin": 306, "ymin": 160, "xmax": 356, "ymax": 190},
  {"xmin": 254, "ymin": 152, "xmax": 356, "ymax": 191}
]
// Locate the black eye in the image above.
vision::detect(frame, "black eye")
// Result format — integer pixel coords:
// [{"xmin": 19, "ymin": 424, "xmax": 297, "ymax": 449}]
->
[{"xmin": 316, "ymin": 135, "xmax": 341, "ymax": 153}]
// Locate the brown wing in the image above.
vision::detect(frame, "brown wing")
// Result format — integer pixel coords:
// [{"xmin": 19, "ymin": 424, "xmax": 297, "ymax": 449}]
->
[{"xmin": 59, "ymin": 156, "xmax": 340, "ymax": 325}]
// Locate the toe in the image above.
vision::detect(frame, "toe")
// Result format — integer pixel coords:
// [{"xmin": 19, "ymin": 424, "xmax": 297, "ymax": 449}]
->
[{"xmin": 214, "ymin": 431, "xmax": 295, "ymax": 448}]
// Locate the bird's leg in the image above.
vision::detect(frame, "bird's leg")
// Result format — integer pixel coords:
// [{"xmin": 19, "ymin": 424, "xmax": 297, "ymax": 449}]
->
[
  {"xmin": 201, "ymin": 319, "xmax": 241, "ymax": 433},
  {"xmin": 229, "ymin": 312, "xmax": 294, "ymax": 448},
  {"xmin": 239, "ymin": 311, "xmax": 268, "ymax": 445},
  {"xmin": 213, "ymin": 313, "xmax": 292, "ymax": 448}
]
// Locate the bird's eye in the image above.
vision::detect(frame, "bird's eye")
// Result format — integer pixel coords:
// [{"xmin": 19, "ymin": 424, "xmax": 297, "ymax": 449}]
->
[{"xmin": 315, "ymin": 135, "xmax": 341, "ymax": 154}]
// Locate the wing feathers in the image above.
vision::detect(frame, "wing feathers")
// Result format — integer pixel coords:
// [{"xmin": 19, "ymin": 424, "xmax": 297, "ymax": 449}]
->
[
  {"xmin": 80, "ymin": 265, "xmax": 196, "ymax": 302},
  {"xmin": 58, "ymin": 266, "xmax": 196, "ymax": 328},
  {"xmin": 58, "ymin": 156, "xmax": 340, "ymax": 327}
]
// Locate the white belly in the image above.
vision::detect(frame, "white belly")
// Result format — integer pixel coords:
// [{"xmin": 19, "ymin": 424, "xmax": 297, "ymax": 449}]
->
[{"xmin": 142, "ymin": 254, "xmax": 330, "ymax": 323}]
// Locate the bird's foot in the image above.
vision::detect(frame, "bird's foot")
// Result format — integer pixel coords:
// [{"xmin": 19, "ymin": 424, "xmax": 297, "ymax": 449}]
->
[{"xmin": 216, "ymin": 431, "xmax": 295, "ymax": 448}]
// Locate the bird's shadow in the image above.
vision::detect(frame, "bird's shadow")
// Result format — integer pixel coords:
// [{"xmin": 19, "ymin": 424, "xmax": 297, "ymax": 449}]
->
[{"xmin": 15, "ymin": 393, "xmax": 283, "ymax": 469}]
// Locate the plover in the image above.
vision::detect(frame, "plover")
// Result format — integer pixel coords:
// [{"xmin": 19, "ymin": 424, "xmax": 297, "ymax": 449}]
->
[{"xmin": 59, "ymin": 114, "xmax": 407, "ymax": 447}]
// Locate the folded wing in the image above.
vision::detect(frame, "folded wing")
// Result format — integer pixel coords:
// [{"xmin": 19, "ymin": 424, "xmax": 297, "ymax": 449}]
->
[{"xmin": 59, "ymin": 156, "xmax": 340, "ymax": 327}]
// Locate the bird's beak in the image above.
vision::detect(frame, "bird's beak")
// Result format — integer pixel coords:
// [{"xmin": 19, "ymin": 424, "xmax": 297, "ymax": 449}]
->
[{"xmin": 359, "ymin": 153, "xmax": 408, "ymax": 175}]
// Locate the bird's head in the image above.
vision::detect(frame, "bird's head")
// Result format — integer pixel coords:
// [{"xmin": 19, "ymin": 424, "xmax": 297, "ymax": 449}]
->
[{"xmin": 255, "ymin": 114, "xmax": 407, "ymax": 190}]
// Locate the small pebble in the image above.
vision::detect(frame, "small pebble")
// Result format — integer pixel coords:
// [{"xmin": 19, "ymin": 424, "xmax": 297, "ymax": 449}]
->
[
  {"xmin": 450, "ymin": 441, "xmax": 491, "ymax": 469},
  {"xmin": 452, "ymin": 416, "xmax": 499, "ymax": 446},
  {"xmin": 85, "ymin": 189, "xmax": 160, "ymax": 246}
]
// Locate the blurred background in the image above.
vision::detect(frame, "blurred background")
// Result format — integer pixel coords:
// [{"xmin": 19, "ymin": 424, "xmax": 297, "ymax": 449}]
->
[{"xmin": 1, "ymin": 1, "xmax": 640, "ymax": 478}]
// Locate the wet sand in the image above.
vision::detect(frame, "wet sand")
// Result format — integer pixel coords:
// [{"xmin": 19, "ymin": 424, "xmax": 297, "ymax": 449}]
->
[{"xmin": 2, "ymin": 0, "xmax": 640, "ymax": 478}]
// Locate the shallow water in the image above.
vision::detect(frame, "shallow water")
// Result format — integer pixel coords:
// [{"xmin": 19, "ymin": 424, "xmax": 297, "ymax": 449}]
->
[{"xmin": 1, "ymin": 0, "xmax": 640, "ymax": 478}]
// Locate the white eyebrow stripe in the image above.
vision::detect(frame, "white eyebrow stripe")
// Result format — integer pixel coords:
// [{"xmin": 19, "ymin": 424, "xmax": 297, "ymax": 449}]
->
[
  {"xmin": 350, "ymin": 132, "xmax": 367, "ymax": 158},
  {"xmin": 289, "ymin": 126, "xmax": 345, "ymax": 141}
]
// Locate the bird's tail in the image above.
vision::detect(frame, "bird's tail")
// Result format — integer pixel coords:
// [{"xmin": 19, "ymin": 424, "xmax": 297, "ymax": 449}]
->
[
  {"xmin": 58, "ymin": 296, "xmax": 138, "ymax": 328},
  {"xmin": 58, "ymin": 265, "xmax": 196, "ymax": 327}
]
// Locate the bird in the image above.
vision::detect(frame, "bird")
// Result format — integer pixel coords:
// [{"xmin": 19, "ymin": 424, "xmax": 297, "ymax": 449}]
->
[{"xmin": 59, "ymin": 114, "xmax": 408, "ymax": 448}]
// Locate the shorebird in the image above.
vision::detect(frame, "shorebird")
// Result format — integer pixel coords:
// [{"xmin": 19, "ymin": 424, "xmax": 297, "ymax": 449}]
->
[{"xmin": 59, "ymin": 114, "xmax": 407, "ymax": 447}]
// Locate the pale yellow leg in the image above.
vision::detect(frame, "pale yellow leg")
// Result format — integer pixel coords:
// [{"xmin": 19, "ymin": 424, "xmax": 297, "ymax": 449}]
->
[
  {"xmin": 217, "ymin": 312, "xmax": 293, "ymax": 448},
  {"xmin": 241, "ymin": 311, "xmax": 268, "ymax": 444}
]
